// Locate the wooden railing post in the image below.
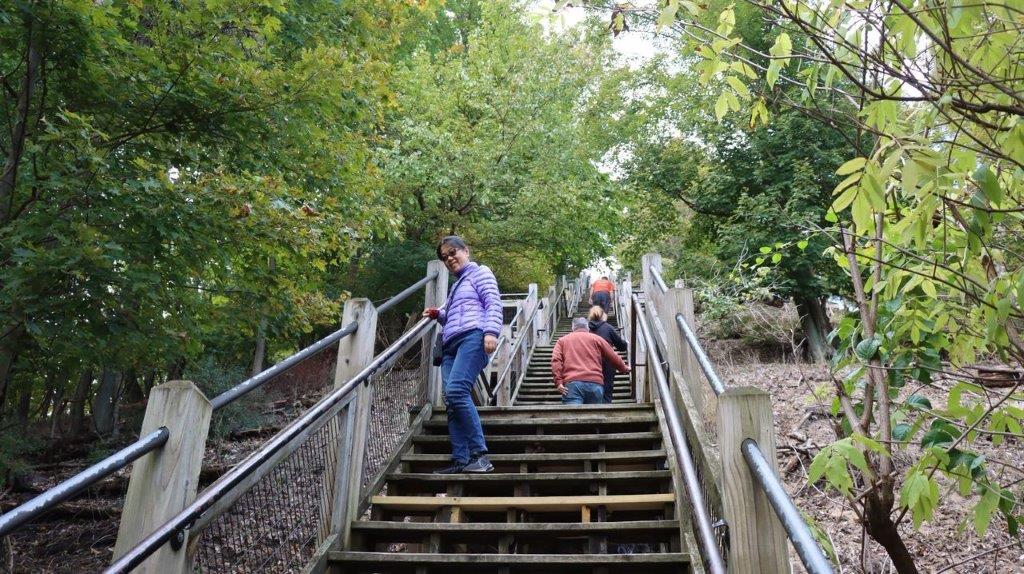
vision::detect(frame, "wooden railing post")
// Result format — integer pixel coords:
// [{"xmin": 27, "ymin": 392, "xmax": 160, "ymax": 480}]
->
[
  {"xmin": 113, "ymin": 381, "xmax": 212, "ymax": 574},
  {"xmin": 422, "ymin": 261, "xmax": 449, "ymax": 407},
  {"xmin": 537, "ymin": 296, "xmax": 551, "ymax": 346},
  {"xmin": 526, "ymin": 283, "xmax": 539, "ymax": 342},
  {"xmin": 495, "ymin": 324, "xmax": 513, "ymax": 406},
  {"xmin": 718, "ymin": 387, "xmax": 791, "ymax": 574},
  {"xmin": 328, "ymin": 299, "xmax": 378, "ymax": 550}
]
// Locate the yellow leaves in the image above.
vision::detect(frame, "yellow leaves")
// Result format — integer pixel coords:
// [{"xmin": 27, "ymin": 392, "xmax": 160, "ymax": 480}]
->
[
  {"xmin": 766, "ymin": 32, "xmax": 792, "ymax": 88},
  {"xmin": 725, "ymin": 75, "xmax": 750, "ymax": 100},
  {"xmin": 749, "ymin": 98, "xmax": 769, "ymax": 128},
  {"xmin": 717, "ymin": 7, "xmax": 735, "ymax": 36}
]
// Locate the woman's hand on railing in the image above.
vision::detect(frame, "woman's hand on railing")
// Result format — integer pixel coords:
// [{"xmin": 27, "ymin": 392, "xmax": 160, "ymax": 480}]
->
[
  {"xmin": 422, "ymin": 307, "xmax": 439, "ymax": 319},
  {"xmin": 484, "ymin": 334, "xmax": 497, "ymax": 354}
]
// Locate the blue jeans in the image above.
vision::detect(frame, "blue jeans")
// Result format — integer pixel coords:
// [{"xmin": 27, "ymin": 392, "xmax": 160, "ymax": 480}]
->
[
  {"xmin": 441, "ymin": 329, "xmax": 489, "ymax": 464},
  {"xmin": 562, "ymin": 381, "xmax": 605, "ymax": 405},
  {"xmin": 592, "ymin": 291, "xmax": 611, "ymax": 312}
]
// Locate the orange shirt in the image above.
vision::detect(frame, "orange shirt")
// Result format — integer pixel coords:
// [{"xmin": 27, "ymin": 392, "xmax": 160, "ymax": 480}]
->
[{"xmin": 590, "ymin": 278, "xmax": 615, "ymax": 295}]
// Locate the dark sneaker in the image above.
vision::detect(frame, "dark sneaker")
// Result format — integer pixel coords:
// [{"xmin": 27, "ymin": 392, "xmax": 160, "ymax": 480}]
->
[
  {"xmin": 464, "ymin": 455, "xmax": 494, "ymax": 473},
  {"xmin": 432, "ymin": 461, "xmax": 466, "ymax": 474}
]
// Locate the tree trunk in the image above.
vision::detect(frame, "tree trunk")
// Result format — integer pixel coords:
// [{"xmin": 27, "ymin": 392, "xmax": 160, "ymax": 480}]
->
[
  {"xmin": 251, "ymin": 315, "xmax": 268, "ymax": 377},
  {"xmin": 0, "ymin": 323, "xmax": 25, "ymax": 417},
  {"xmin": 122, "ymin": 369, "xmax": 144, "ymax": 404},
  {"xmin": 15, "ymin": 379, "xmax": 31, "ymax": 434},
  {"xmin": 91, "ymin": 368, "xmax": 121, "ymax": 437},
  {"xmin": 794, "ymin": 295, "xmax": 832, "ymax": 363},
  {"xmin": 0, "ymin": 14, "xmax": 42, "ymax": 225},
  {"xmin": 68, "ymin": 369, "xmax": 93, "ymax": 437},
  {"xmin": 864, "ymin": 495, "xmax": 920, "ymax": 574}
]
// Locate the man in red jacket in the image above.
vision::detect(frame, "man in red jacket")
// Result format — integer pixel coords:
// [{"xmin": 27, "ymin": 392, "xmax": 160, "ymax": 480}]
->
[{"xmin": 551, "ymin": 318, "xmax": 630, "ymax": 405}]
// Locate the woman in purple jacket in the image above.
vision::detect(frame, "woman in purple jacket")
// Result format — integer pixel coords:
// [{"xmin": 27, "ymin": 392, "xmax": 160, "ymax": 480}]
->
[{"xmin": 423, "ymin": 236, "xmax": 502, "ymax": 474}]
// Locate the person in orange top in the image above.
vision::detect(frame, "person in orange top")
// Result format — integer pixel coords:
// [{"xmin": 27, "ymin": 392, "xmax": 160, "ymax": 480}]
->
[
  {"xmin": 589, "ymin": 275, "xmax": 615, "ymax": 312},
  {"xmin": 551, "ymin": 318, "xmax": 630, "ymax": 405}
]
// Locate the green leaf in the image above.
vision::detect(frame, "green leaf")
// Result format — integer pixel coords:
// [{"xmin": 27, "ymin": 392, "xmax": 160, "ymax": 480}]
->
[
  {"xmin": 905, "ymin": 394, "xmax": 932, "ymax": 410},
  {"xmin": 725, "ymin": 76, "xmax": 750, "ymax": 100},
  {"xmin": 855, "ymin": 335, "xmax": 881, "ymax": 360},
  {"xmin": 836, "ymin": 157, "xmax": 867, "ymax": 175},
  {"xmin": 714, "ymin": 92, "xmax": 729, "ymax": 120},
  {"xmin": 759, "ymin": 246, "xmax": 772, "ymax": 254},
  {"xmin": 797, "ymin": 240, "xmax": 808, "ymax": 250},
  {"xmin": 973, "ymin": 165, "xmax": 1002, "ymax": 204},
  {"xmin": 771, "ymin": 252, "xmax": 782, "ymax": 264}
]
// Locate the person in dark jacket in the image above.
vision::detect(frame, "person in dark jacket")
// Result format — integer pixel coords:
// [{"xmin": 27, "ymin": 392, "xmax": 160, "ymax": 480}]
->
[{"xmin": 588, "ymin": 306, "xmax": 628, "ymax": 404}]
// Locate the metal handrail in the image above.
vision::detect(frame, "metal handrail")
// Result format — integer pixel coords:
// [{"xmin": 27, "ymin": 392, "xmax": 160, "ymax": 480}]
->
[
  {"xmin": 0, "ymin": 273, "xmax": 437, "ymax": 541},
  {"xmin": 105, "ymin": 318, "xmax": 434, "ymax": 573},
  {"xmin": 214, "ymin": 270, "xmax": 436, "ymax": 410},
  {"xmin": 648, "ymin": 265, "xmax": 834, "ymax": 574},
  {"xmin": 651, "ymin": 267, "xmax": 670, "ymax": 293},
  {"xmin": 632, "ymin": 294, "xmax": 727, "ymax": 574},
  {"xmin": 0, "ymin": 428, "xmax": 170, "ymax": 538},
  {"xmin": 743, "ymin": 439, "xmax": 835, "ymax": 573},
  {"xmin": 673, "ymin": 314, "xmax": 727, "ymax": 396}
]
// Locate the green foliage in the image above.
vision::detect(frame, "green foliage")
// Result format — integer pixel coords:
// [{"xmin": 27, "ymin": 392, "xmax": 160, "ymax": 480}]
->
[
  {"xmin": 380, "ymin": 0, "xmax": 630, "ymax": 275},
  {"xmin": 186, "ymin": 357, "xmax": 264, "ymax": 439}
]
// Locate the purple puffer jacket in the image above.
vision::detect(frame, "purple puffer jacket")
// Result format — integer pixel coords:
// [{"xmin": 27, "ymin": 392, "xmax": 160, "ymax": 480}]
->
[{"xmin": 438, "ymin": 262, "xmax": 503, "ymax": 344}]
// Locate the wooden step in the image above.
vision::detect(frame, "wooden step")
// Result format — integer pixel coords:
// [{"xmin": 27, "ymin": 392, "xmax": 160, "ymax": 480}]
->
[
  {"xmin": 351, "ymin": 519, "xmax": 677, "ymax": 535},
  {"xmin": 369, "ymin": 493, "xmax": 675, "ymax": 512},
  {"xmin": 402, "ymin": 450, "xmax": 666, "ymax": 464},
  {"xmin": 412, "ymin": 432, "xmax": 660, "ymax": 453},
  {"xmin": 328, "ymin": 551, "xmax": 692, "ymax": 571},
  {"xmin": 472, "ymin": 404, "xmax": 647, "ymax": 414},
  {"xmin": 385, "ymin": 470, "xmax": 671, "ymax": 497},
  {"xmin": 422, "ymin": 415, "xmax": 657, "ymax": 434}
]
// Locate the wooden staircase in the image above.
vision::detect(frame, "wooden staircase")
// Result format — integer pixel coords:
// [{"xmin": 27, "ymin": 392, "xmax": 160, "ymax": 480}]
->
[
  {"xmin": 329, "ymin": 405, "xmax": 690, "ymax": 573},
  {"xmin": 328, "ymin": 304, "xmax": 692, "ymax": 573},
  {"xmin": 515, "ymin": 302, "xmax": 632, "ymax": 406}
]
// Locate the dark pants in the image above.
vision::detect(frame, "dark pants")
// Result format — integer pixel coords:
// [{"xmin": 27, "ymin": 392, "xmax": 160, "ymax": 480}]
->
[
  {"xmin": 592, "ymin": 291, "xmax": 611, "ymax": 312},
  {"xmin": 441, "ymin": 329, "xmax": 489, "ymax": 464},
  {"xmin": 602, "ymin": 366, "xmax": 616, "ymax": 404}
]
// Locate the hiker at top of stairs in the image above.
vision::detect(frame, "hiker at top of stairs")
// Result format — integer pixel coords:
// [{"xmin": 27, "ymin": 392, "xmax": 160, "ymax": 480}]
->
[
  {"xmin": 589, "ymin": 275, "xmax": 615, "ymax": 312},
  {"xmin": 551, "ymin": 317, "xmax": 630, "ymax": 405},
  {"xmin": 588, "ymin": 305, "xmax": 628, "ymax": 404},
  {"xmin": 423, "ymin": 236, "xmax": 501, "ymax": 474}
]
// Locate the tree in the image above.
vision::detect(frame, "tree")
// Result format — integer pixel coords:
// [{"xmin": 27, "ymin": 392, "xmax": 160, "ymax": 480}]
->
[
  {"xmin": 376, "ymin": 0, "xmax": 634, "ymax": 285},
  {"xmin": 0, "ymin": 0, "xmax": 422, "ymax": 435},
  {"xmin": 608, "ymin": 1, "xmax": 1024, "ymax": 571}
]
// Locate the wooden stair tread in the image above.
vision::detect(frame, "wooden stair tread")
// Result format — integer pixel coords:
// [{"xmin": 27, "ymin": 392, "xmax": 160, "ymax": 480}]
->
[
  {"xmin": 370, "ymin": 493, "xmax": 675, "ymax": 511},
  {"xmin": 386, "ymin": 470, "xmax": 671, "ymax": 482},
  {"xmin": 351, "ymin": 519, "xmax": 678, "ymax": 533},
  {"xmin": 424, "ymin": 415, "xmax": 656, "ymax": 427},
  {"xmin": 472, "ymin": 404, "xmax": 647, "ymax": 413},
  {"xmin": 413, "ymin": 432, "xmax": 659, "ymax": 443},
  {"xmin": 403, "ymin": 449, "xmax": 666, "ymax": 462},
  {"xmin": 329, "ymin": 551, "xmax": 691, "ymax": 564}
]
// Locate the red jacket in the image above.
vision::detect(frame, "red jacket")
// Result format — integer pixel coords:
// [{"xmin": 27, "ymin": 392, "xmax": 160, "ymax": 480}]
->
[
  {"xmin": 590, "ymin": 278, "xmax": 615, "ymax": 295},
  {"xmin": 551, "ymin": 331, "xmax": 629, "ymax": 387}
]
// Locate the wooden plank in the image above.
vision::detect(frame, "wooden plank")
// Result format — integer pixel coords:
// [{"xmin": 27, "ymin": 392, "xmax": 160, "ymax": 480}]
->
[
  {"xmin": 402, "ymin": 449, "xmax": 666, "ymax": 463},
  {"xmin": 370, "ymin": 493, "xmax": 674, "ymax": 512},
  {"xmin": 386, "ymin": 470, "xmax": 671, "ymax": 483},
  {"xmin": 114, "ymin": 381, "xmax": 212, "ymax": 574},
  {"xmin": 473, "ymin": 404, "xmax": 645, "ymax": 413},
  {"xmin": 424, "ymin": 415, "xmax": 657, "ymax": 427},
  {"xmin": 718, "ymin": 387, "xmax": 791, "ymax": 574},
  {"xmin": 413, "ymin": 432, "xmax": 660, "ymax": 444},
  {"xmin": 328, "ymin": 552, "xmax": 691, "ymax": 564},
  {"xmin": 350, "ymin": 520, "xmax": 678, "ymax": 532}
]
